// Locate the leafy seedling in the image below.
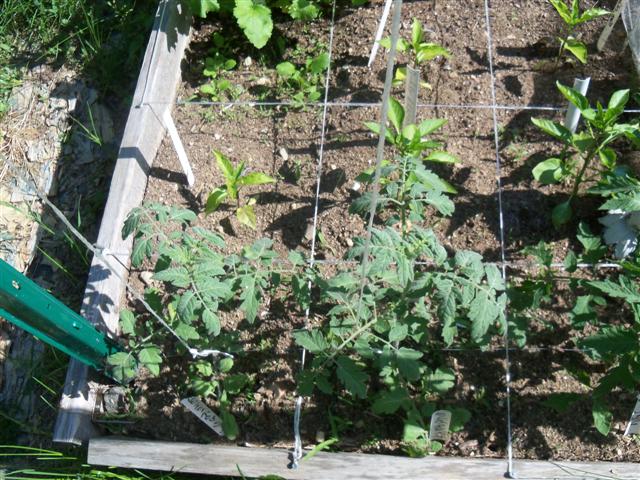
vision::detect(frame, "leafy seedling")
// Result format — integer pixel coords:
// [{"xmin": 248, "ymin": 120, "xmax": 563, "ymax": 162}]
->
[
  {"xmin": 380, "ymin": 18, "xmax": 450, "ymax": 89},
  {"xmin": 355, "ymin": 98, "xmax": 458, "ymax": 225},
  {"xmin": 276, "ymin": 52, "xmax": 329, "ymax": 107},
  {"xmin": 200, "ymin": 34, "xmax": 242, "ymax": 102},
  {"xmin": 548, "ymin": 0, "xmax": 608, "ymax": 65},
  {"xmin": 531, "ymin": 82, "xmax": 639, "ymax": 227},
  {"xmin": 206, "ymin": 150, "xmax": 276, "ymax": 229}
]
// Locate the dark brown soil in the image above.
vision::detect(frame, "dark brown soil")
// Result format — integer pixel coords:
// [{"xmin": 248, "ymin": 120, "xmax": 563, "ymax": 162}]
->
[{"xmin": 113, "ymin": 0, "xmax": 640, "ymax": 465}]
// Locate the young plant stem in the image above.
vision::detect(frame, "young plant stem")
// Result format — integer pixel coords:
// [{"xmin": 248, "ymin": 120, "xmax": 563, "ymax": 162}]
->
[{"xmin": 570, "ymin": 148, "xmax": 597, "ymax": 201}]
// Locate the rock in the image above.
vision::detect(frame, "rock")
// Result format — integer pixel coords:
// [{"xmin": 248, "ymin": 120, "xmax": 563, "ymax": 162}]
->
[
  {"xmin": 8, "ymin": 83, "xmax": 34, "ymax": 112},
  {"xmin": 255, "ymin": 77, "xmax": 271, "ymax": 86},
  {"xmin": 315, "ymin": 430, "xmax": 325, "ymax": 443},
  {"xmin": 140, "ymin": 271, "xmax": 154, "ymax": 286},
  {"xmin": 244, "ymin": 56, "xmax": 252, "ymax": 67},
  {"xmin": 91, "ymin": 103, "xmax": 114, "ymax": 144},
  {"xmin": 102, "ymin": 386, "xmax": 126, "ymax": 414},
  {"xmin": 26, "ymin": 140, "xmax": 50, "ymax": 163},
  {"xmin": 345, "ymin": 237, "xmax": 354, "ymax": 248},
  {"xmin": 304, "ymin": 223, "xmax": 315, "ymax": 242},
  {"xmin": 459, "ymin": 439, "xmax": 478, "ymax": 453},
  {"xmin": 351, "ymin": 181, "xmax": 361, "ymax": 192},
  {"xmin": 279, "ymin": 147, "xmax": 288, "ymax": 161}
]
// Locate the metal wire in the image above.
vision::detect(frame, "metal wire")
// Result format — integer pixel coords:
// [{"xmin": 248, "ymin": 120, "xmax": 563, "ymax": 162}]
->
[
  {"xmin": 483, "ymin": 0, "xmax": 515, "ymax": 476},
  {"xmin": 289, "ymin": 0, "xmax": 340, "ymax": 468},
  {"xmin": 167, "ymin": 100, "xmax": 640, "ymax": 114}
]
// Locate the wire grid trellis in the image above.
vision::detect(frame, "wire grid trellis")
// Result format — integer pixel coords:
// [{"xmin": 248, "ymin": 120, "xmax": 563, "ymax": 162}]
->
[{"xmin": 1, "ymin": 0, "xmax": 636, "ymax": 475}]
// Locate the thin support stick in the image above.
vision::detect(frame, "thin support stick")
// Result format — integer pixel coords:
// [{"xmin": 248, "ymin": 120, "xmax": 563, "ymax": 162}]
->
[
  {"xmin": 483, "ymin": 0, "xmax": 515, "ymax": 477},
  {"xmin": 290, "ymin": 0, "xmax": 339, "ymax": 468},
  {"xmin": 356, "ymin": 0, "xmax": 403, "ymax": 315},
  {"xmin": 162, "ymin": 109, "xmax": 195, "ymax": 187},
  {"xmin": 368, "ymin": 0, "xmax": 394, "ymax": 68}
]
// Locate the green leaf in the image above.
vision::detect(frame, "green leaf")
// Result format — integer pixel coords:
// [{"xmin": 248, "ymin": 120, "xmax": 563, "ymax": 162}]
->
[
  {"xmin": 120, "ymin": 310, "xmax": 136, "ymax": 335},
  {"xmin": 543, "ymin": 392, "xmax": 582, "ymax": 413},
  {"xmin": 335, "ymin": 356, "xmax": 368, "ymax": 398},
  {"xmin": 417, "ymin": 118, "xmax": 447, "ymax": 136},
  {"xmin": 106, "ymin": 352, "xmax": 137, "ymax": 383},
  {"xmin": 608, "ymin": 89, "xmax": 630, "ymax": 113},
  {"xmin": 237, "ymin": 204, "xmax": 257, "ymax": 229},
  {"xmin": 592, "ymin": 399, "xmax": 612, "ymax": 436},
  {"xmin": 387, "ymin": 98, "xmax": 404, "ymax": 135},
  {"xmin": 308, "ymin": 52, "xmax": 330, "ymax": 74},
  {"xmin": 411, "ymin": 18, "xmax": 423, "ymax": 48},
  {"xmin": 577, "ymin": 7, "xmax": 609, "ymax": 23},
  {"xmin": 219, "ymin": 357, "xmax": 234, "ymax": 373},
  {"xmin": 389, "ymin": 324, "xmax": 408, "ymax": 343},
  {"xmin": 233, "ymin": 0, "xmax": 273, "ymax": 49},
  {"xmin": 221, "ymin": 408, "xmax": 239, "ymax": 440},
  {"xmin": 372, "ymin": 388, "xmax": 409, "ymax": 414},
  {"xmin": 293, "ymin": 330, "xmax": 328, "ymax": 353},
  {"xmin": 203, "ymin": 309, "xmax": 221, "ymax": 336},
  {"xmin": 239, "ymin": 278, "xmax": 259, "ymax": 323},
  {"xmin": 403, "ymin": 422, "xmax": 428, "ymax": 442},
  {"xmin": 132, "ymin": 235, "xmax": 153, "ymax": 268},
  {"xmin": 289, "ymin": 0, "xmax": 319, "ymax": 20},
  {"xmin": 564, "ymin": 37, "xmax": 587, "ymax": 64},
  {"xmin": 469, "ymin": 289, "xmax": 501, "ymax": 340},
  {"xmin": 191, "ymin": 379, "xmax": 216, "ymax": 397},
  {"xmin": 586, "ymin": 277, "xmax": 640, "ymax": 303},
  {"xmin": 224, "ymin": 374, "xmax": 249, "ymax": 394},
  {"xmin": 396, "ymin": 347, "xmax": 423, "ymax": 381},
  {"xmin": 190, "ymin": 0, "xmax": 220, "ymax": 17},
  {"xmin": 531, "ymin": 117, "xmax": 572, "ymax": 143},
  {"xmin": 139, "ymin": 347, "xmax": 162, "ymax": 376},
  {"xmin": 556, "ymin": 81, "xmax": 589, "ymax": 111},
  {"xmin": 175, "ymin": 323, "xmax": 200, "ymax": 341},
  {"xmin": 276, "ymin": 61, "xmax": 297, "ymax": 78},
  {"xmin": 153, "ymin": 267, "xmax": 191, "ymax": 288},
  {"xmin": 238, "ymin": 172, "xmax": 276, "ymax": 186},
  {"xmin": 425, "ymin": 151, "xmax": 457, "ymax": 164},
  {"xmin": 578, "ymin": 326, "xmax": 638, "ymax": 360},
  {"xmin": 213, "ymin": 150, "xmax": 235, "ymax": 181},
  {"xmin": 549, "ymin": 0, "xmax": 572, "ymax": 24},
  {"xmin": 426, "ymin": 367, "xmax": 455, "ymax": 394},
  {"xmin": 449, "ymin": 408, "xmax": 471, "ymax": 432},
  {"xmin": 598, "ymin": 147, "xmax": 617, "ymax": 169},
  {"xmin": 415, "ymin": 43, "xmax": 450, "ymax": 63},
  {"xmin": 533, "ymin": 157, "xmax": 564, "ymax": 184},
  {"xmin": 205, "ymin": 187, "xmax": 228, "ymax": 213},
  {"xmin": 552, "ymin": 200, "xmax": 572, "ymax": 228}
]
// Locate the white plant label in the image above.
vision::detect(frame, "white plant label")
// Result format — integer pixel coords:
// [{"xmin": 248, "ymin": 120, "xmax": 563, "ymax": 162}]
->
[
  {"xmin": 403, "ymin": 67, "xmax": 420, "ymax": 127},
  {"xmin": 429, "ymin": 410, "xmax": 452, "ymax": 441},
  {"xmin": 624, "ymin": 395, "xmax": 640, "ymax": 436},
  {"xmin": 181, "ymin": 397, "xmax": 224, "ymax": 436}
]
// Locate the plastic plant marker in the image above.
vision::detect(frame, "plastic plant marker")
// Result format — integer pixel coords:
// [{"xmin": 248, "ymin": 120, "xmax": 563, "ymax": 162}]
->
[
  {"xmin": 563, "ymin": 77, "xmax": 590, "ymax": 133},
  {"xmin": 403, "ymin": 66, "xmax": 420, "ymax": 126},
  {"xmin": 0, "ymin": 259, "xmax": 120, "ymax": 372}
]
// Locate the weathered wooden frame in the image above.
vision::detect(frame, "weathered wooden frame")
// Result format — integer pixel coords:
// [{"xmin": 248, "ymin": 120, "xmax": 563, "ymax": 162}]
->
[
  {"xmin": 49, "ymin": 0, "xmax": 640, "ymax": 477},
  {"xmin": 53, "ymin": 0, "xmax": 191, "ymax": 444},
  {"xmin": 88, "ymin": 437, "xmax": 640, "ymax": 479}
]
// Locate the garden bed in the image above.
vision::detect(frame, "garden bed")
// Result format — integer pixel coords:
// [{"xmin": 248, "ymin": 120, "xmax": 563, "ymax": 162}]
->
[{"xmin": 59, "ymin": 0, "xmax": 640, "ymax": 475}]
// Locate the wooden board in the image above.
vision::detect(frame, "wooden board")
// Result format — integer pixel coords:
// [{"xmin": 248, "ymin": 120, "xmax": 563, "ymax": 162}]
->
[
  {"xmin": 53, "ymin": 0, "xmax": 192, "ymax": 445},
  {"xmin": 89, "ymin": 437, "xmax": 640, "ymax": 480}
]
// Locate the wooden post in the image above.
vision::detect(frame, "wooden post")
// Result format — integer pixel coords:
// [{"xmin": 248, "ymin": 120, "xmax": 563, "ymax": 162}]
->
[{"xmin": 52, "ymin": 0, "xmax": 192, "ymax": 445}]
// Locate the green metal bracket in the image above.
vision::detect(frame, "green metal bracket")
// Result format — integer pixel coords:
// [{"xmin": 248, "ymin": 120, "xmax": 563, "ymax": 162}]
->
[{"xmin": 0, "ymin": 259, "xmax": 120, "ymax": 371}]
